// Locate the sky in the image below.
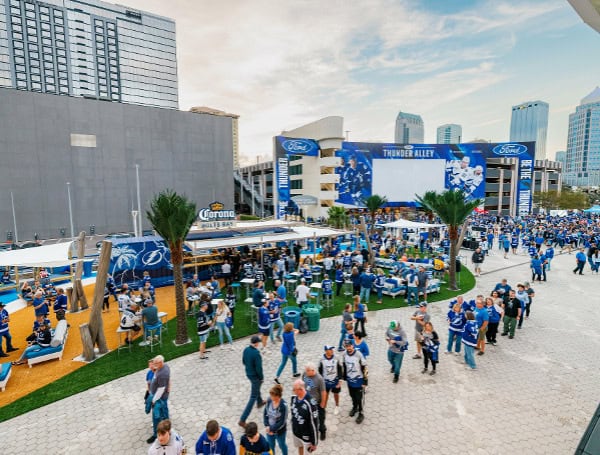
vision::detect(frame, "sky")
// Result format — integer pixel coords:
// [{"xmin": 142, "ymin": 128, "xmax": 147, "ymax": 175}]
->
[{"xmin": 120, "ymin": 0, "xmax": 600, "ymax": 164}]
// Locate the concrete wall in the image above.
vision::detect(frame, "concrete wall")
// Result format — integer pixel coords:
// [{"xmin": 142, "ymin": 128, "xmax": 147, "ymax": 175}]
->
[{"xmin": 0, "ymin": 88, "xmax": 233, "ymax": 240}]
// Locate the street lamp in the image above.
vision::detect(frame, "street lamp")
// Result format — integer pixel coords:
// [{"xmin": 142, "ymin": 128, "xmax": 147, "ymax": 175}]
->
[
  {"xmin": 66, "ymin": 182, "xmax": 74, "ymax": 239},
  {"xmin": 135, "ymin": 164, "xmax": 142, "ymax": 237},
  {"xmin": 10, "ymin": 191, "xmax": 18, "ymax": 244}
]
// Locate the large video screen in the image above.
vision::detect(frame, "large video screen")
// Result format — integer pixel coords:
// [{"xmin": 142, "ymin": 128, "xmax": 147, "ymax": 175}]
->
[{"xmin": 372, "ymin": 159, "xmax": 446, "ymax": 201}]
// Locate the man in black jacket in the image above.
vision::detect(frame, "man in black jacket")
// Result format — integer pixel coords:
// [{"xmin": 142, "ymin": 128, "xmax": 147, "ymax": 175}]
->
[
  {"xmin": 471, "ymin": 247, "xmax": 485, "ymax": 277},
  {"xmin": 501, "ymin": 290, "xmax": 522, "ymax": 339},
  {"xmin": 291, "ymin": 379, "xmax": 319, "ymax": 455}
]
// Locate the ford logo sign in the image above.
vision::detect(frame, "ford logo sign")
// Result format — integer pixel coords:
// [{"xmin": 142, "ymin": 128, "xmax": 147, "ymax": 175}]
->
[
  {"xmin": 282, "ymin": 139, "xmax": 317, "ymax": 155},
  {"xmin": 492, "ymin": 143, "xmax": 528, "ymax": 156},
  {"xmin": 403, "ymin": 145, "xmax": 414, "ymax": 150}
]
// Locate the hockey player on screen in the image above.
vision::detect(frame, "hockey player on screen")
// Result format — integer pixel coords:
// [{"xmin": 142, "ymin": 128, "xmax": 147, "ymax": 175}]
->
[{"xmin": 338, "ymin": 154, "xmax": 371, "ymax": 206}]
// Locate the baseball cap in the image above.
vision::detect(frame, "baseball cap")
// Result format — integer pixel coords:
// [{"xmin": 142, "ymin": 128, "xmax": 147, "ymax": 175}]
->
[
  {"xmin": 0, "ymin": 301, "xmax": 5, "ymax": 307},
  {"xmin": 389, "ymin": 320, "xmax": 398, "ymax": 329},
  {"xmin": 324, "ymin": 345, "xmax": 335, "ymax": 351},
  {"xmin": 250, "ymin": 335, "xmax": 261, "ymax": 344},
  {"xmin": 343, "ymin": 338, "xmax": 353, "ymax": 346},
  {"xmin": 419, "ymin": 302, "xmax": 428, "ymax": 307},
  {"xmin": 200, "ymin": 301, "xmax": 209, "ymax": 307}
]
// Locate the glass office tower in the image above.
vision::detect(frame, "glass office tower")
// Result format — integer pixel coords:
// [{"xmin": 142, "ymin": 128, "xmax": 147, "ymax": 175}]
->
[
  {"xmin": 0, "ymin": 0, "xmax": 178, "ymax": 108},
  {"xmin": 509, "ymin": 100, "xmax": 549, "ymax": 160},
  {"xmin": 436, "ymin": 123, "xmax": 462, "ymax": 144},
  {"xmin": 395, "ymin": 111, "xmax": 424, "ymax": 144},
  {"xmin": 565, "ymin": 87, "xmax": 600, "ymax": 187}
]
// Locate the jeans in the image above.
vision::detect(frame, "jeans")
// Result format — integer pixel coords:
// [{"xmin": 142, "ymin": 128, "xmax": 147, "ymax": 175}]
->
[
  {"xmin": 275, "ymin": 354, "xmax": 297, "ymax": 378},
  {"xmin": 269, "ymin": 317, "xmax": 284, "ymax": 341},
  {"xmin": 573, "ymin": 260, "xmax": 585, "ymax": 274},
  {"xmin": 336, "ymin": 282, "xmax": 343, "ymax": 296},
  {"xmin": 387, "ymin": 350, "xmax": 404, "ymax": 376},
  {"xmin": 463, "ymin": 344, "xmax": 476, "ymax": 369},
  {"xmin": 0, "ymin": 331, "xmax": 14, "ymax": 352},
  {"xmin": 338, "ymin": 325, "xmax": 347, "ymax": 350},
  {"xmin": 406, "ymin": 286, "xmax": 418, "ymax": 305},
  {"xmin": 503, "ymin": 315, "xmax": 517, "ymax": 336},
  {"xmin": 359, "ymin": 287, "xmax": 371, "ymax": 303},
  {"xmin": 216, "ymin": 321, "xmax": 233, "ymax": 345},
  {"xmin": 376, "ymin": 287, "xmax": 383, "ymax": 301},
  {"xmin": 240, "ymin": 377, "xmax": 263, "ymax": 422},
  {"xmin": 266, "ymin": 431, "xmax": 288, "ymax": 455},
  {"xmin": 546, "ymin": 258, "xmax": 552, "ymax": 271},
  {"xmin": 152, "ymin": 399, "xmax": 169, "ymax": 437},
  {"xmin": 447, "ymin": 330, "xmax": 462, "ymax": 353}
]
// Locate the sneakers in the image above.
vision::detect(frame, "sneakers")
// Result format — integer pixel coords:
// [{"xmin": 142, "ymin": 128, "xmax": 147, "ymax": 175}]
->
[
  {"xmin": 199, "ymin": 355, "xmax": 209, "ymax": 360},
  {"xmin": 421, "ymin": 368, "xmax": 428, "ymax": 374},
  {"xmin": 337, "ymin": 347, "xmax": 345, "ymax": 352},
  {"xmin": 0, "ymin": 353, "xmax": 8, "ymax": 358},
  {"xmin": 277, "ymin": 335, "xmax": 283, "ymax": 342},
  {"xmin": 146, "ymin": 436, "xmax": 156, "ymax": 444},
  {"xmin": 334, "ymin": 406, "xmax": 340, "ymax": 416},
  {"xmin": 477, "ymin": 351, "xmax": 484, "ymax": 356},
  {"xmin": 501, "ymin": 333, "xmax": 508, "ymax": 336},
  {"xmin": 491, "ymin": 341, "xmax": 497, "ymax": 346},
  {"xmin": 274, "ymin": 378, "xmax": 280, "ymax": 384},
  {"xmin": 349, "ymin": 408, "xmax": 357, "ymax": 417},
  {"xmin": 393, "ymin": 375, "xmax": 399, "ymax": 383},
  {"xmin": 429, "ymin": 370, "xmax": 436, "ymax": 376},
  {"xmin": 390, "ymin": 367, "xmax": 394, "ymax": 373},
  {"xmin": 6, "ymin": 347, "xmax": 19, "ymax": 352},
  {"xmin": 509, "ymin": 335, "xmax": 514, "ymax": 339},
  {"xmin": 413, "ymin": 354, "xmax": 422, "ymax": 359},
  {"xmin": 293, "ymin": 373, "xmax": 301, "ymax": 378},
  {"xmin": 356, "ymin": 413, "xmax": 364, "ymax": 424}
]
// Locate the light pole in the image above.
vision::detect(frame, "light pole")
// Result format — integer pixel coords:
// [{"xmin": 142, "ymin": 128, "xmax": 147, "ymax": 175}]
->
[
  {"xmin": 131, "ymin": 210, "xmax": 139, "ymax": 238},
  {"xmin": 10, "ymin": 191, "xmax": 18, "ymax": 244},
  {"xmin": 135, "ymin": 164, "xmax": 142, "ymax": 237},
  {"xmin": 66, "ymin": 182, "xmax": 74, "ymax": 239}
]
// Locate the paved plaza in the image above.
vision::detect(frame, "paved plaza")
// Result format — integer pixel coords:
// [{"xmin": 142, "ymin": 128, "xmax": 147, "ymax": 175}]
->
[{"xmin": 1, "ymin": 249, "xmax": 598, "ymax": 454}]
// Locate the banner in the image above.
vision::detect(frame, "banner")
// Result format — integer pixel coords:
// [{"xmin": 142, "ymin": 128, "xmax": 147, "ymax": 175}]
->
[{"xmin": 274, "ymin": 136, "xmax": 320, "ymax": 218}]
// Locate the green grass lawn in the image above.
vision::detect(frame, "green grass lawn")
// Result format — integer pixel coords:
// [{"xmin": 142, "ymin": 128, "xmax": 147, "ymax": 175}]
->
[{"xmin": 0, "ymin": 268, "xmax": 474, "ymax": 422}]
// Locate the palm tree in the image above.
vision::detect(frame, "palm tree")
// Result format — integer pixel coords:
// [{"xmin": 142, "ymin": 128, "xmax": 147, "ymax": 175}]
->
[
  {"xmin": 415, "ymin": 190, "xmax": 482, "ymax": 290},
  {"xmin": 327, "ymin": 206, "xmax": 349, "ymax": 229},
  {"xmin": 365, "ymin": 194, "xmax": 388, "ymax": 233},
  {"xmin": 147, "ymin": 189, "xmax": 197, "ymax": 345}
]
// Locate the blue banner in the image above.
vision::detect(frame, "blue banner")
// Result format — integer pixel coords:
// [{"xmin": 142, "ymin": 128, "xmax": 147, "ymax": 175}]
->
[
  {"xmin": 489, "ymin": 143, "xmax": 534, "ymax": 216},
  {"xmin": 274, "ymin": 136, "xmax": 321, "ymax": 218}
]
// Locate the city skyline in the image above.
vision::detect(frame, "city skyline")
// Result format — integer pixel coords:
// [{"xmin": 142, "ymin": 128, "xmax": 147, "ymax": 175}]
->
[{"xmin": 107, "ymin": 0, "xmax": 600, "ymax": 163}]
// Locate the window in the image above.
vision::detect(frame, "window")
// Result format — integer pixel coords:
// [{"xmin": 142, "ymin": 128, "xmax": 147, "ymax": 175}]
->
[
  {"xmin": 28, "ymin": 42, "xmax": 38, "ymax": 51},
  {"xmin": 12, "ymin": 24, "xmax": 22, "ymax": 32},
  {"xmin": 291, "ymin": 180, "xmax": 303, "ymax": 189},
  {"xmin": 31, "ymin": 74, "xmax": 40, "ymax": 81},
  {"xmin": 29, "ymin": 51, "xmax": 39, "ymax": 59}
]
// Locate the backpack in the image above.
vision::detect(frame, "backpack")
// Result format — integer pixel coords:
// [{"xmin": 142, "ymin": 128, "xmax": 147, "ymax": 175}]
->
[{"xmin": 299, "ymin": 317, "xmax": 309, "ymax": 334}]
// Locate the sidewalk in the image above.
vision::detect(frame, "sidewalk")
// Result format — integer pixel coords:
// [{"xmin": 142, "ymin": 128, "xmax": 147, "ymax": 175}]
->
[{"xmin": 1, "ymin": 248, "xmax": 598, "ymax": 454}]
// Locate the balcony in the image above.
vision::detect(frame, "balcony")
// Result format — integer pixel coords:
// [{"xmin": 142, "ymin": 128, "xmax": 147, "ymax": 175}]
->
[
  {"xmin": 320, "ymin": 156, "xmax": 341, "ymax": 168},
  {"xmin": 319, "ymin": 190, "xmax": 337, "ymax": 200},
  {"xmin": 319, "ymin": 173, "xmax": 339, "ymax": 184}
]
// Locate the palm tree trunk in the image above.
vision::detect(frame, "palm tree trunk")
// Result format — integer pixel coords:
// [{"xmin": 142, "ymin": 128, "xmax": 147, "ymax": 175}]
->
[
  {"xmin": 448, "ymin": 225, "xmax": 458, "ymax": 290},
  {"xmin": 171, "ymin": 246, "xmax": 189, "ymax": 345},
  {"xmin": 86, "ymin": 240, "xmax": 110, "ymax": 356}
]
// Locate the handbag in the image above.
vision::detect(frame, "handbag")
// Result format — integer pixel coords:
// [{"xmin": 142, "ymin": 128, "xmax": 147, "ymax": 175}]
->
[
  {"xmin": 225, "ymin": 316, "xmax": 233, "ymax": 328},
  {"xmin": 291, "ymin": 347, "xmax": 298, "ymax": 357}
]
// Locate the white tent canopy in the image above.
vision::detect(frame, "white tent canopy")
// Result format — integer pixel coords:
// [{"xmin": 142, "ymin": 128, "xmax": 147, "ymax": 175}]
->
[
  {"xmin": 0, "ymin": 242, "xmax": 77, "ymax": 268},
  {"xmin": 378, "ymin": 219, "xmax": 445, "ymax": 229},
  {"xmin": 187, "ymin": 226, "xmax": 347, "ymax": 252}
]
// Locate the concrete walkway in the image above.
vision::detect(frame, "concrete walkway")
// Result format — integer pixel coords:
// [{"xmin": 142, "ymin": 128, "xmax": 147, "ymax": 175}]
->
[{"xmin": 1, "ymin": 248, "xmax": 598, "ymax": 454}]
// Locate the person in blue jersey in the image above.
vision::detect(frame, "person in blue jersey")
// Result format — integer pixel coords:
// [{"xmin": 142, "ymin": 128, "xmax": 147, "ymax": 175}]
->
[
  {"xmin": 334, "ymin": 265, "xmax": 344, "ymax": 297},
  {"xmin": 446, "ymin": 302, "xmax": 466, "ymax": 355},
  {"xmin": 274, "ymin": 323, "xmax": 301, "ymax": 384},
  {"xmin": 386, "ymin": 320, "xmax": 408, "ymax": 383},
  {"xmin": 474, "ymin": 297, "xmax": 489, "ymax": 356},
  {"xmin": 341, "ymin": 339, "xmax": 368, "ymax": 424},
  {"xmin": 53, "ymin": 287, "xmax": 68, "ymax": 321},
  {"xmin": 493, "ymin": 278, "xmax": 511, "ymax": 304},
  {"xmin": 502, "ymin": 234, "xmax": 511, "ymax": 258},
  {"xmin": 353, "ymin": 294, "xmax": 367, "ymax": 337},
  {"xmin": 338, "ymin": 303, "xmax": 353, "ymax": 352},
  {"xmin": 302, "ymin": 265, "xmax": 313, "ymax": 286},
  {"xmin": 195, "ymin": 419, "xmax": 236, "ymax": 455},
  {"xmin": 530, "ymin": 254, "xmax": 543, "ymax": 282},
  {"xmin": 515, "ymin": 283, "xmax": 529, "ymax": 329},
  {"xmin": 290, "ymin": 379, "xmax": 319, "ymax": 455},
  {"xmin": 573, "ymin": 247, "xmax": 587, "ymax": 275},
  {"xmin": 321, "ymin": 274, "xmax": 333, "ymax": 306},
  {"xmin": 269, "ymin": 293, "xmax": 284, "ymax": 344},
  {"xmin": 319, "ymin": 345, "xmax": 342, "ymax": 416},
  {"xmin": 510, "ymin": 235, "xmax": 519, "ymax": 255},
  {"xmin": 419, "ymin": 322, "xmax": 440, "ymax": 375},
  {"xmin": 544, "ymin": 244, "xmax": 555, "ymax": 271},
  {"xmin": 485, "ymin": 297, "xmax": 503, "ymax": 346},
  {"xmin": 373, "ymin": 268, "xmax": 385, "ymax": 304},
  {"xmin": 257, "ymin": 298, "xmax": 272, "ymax": 352},
  {"xmin": 352, "ymin": 331, "xmax": 370, "ymax": 359},
  {"xmin": 462, "ymin": 311, "xmax": 479, "ymax": 370},
  {"xmin": 527, "ymin": 243, "xmax": 537, "ymax": 259},
  {"xmin": 358, "ymin": 267, "xmax": 375, "ymax": 304},
  {"xmin": 264, "ymin": 384, "xmax": 288, "ymax": 455},
  {"xmin": 274, "ymin": 279, "xmax": 287, "ymax": 303}
]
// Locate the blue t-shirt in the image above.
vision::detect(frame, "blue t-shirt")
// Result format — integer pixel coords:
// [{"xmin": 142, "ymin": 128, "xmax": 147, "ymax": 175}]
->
[
  {"xmin": 258, "ymin": 306, "xmax": 271, "ymax": 330},
  {"xmin": 475, "ymin": 307, "xmax": 489, "ymax": 327},
  {"xmin": 321, "ymin": 279, "xmax": 333, "ymax": 295},
  {"xmin": 354, "ymin": 303, "xmax": 365, "ymax": 319}
]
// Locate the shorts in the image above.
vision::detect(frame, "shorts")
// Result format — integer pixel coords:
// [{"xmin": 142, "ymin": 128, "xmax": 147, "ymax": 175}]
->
[
  {"xmin": 259, "ymin": 328, "xmax": 270, "ymax": 336},
  {"xmin": 293, "ymin": 434, "xmax": 311, "ymax": 449},
  {"xmin": 414, "ymin": 330, "xmax": 423, "ymax": 342},
  {"xmin": 198, "ymin": 333, "xmax": 209, "ymax": 342},
  {"xmin": 477, "ymin": 328, "xmax": 487, "ymax": 341},
  {"xmin": 325, "ymin": 383, "xmax": 341, "ymax": 394}
]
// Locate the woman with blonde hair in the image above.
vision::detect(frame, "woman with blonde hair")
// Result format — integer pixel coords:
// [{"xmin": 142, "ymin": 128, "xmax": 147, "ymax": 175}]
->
[{"xmin": 214, "ymin": 299, "xmax": 234, "ymax": 350}]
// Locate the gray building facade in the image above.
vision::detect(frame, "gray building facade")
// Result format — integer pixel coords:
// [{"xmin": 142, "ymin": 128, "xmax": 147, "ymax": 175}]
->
[
  {"xmin": 0, "ymin": 0, "xmax": 178, "ymax": 109},
  {"xmin": 0, "ymin": 88, "xmax": 233, "ymax": 240}
]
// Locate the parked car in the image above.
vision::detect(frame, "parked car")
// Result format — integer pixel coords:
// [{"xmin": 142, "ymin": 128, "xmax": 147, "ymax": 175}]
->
[{"xmin": 96, "ymin": 233, "xmax": 135, "ymax": 250}]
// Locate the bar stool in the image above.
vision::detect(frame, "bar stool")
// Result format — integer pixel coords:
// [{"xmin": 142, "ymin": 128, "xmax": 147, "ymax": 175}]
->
[
  {"xmin": 116, "ymin": 327, "xmax": 132, "ymax": 355},
  {"xmin": 142, "ymin": 323, "xmax": 163, "ymax": 352},
  {"xmin": 231, "ymin": 282, "xmax": 241, "ymax": 299}
]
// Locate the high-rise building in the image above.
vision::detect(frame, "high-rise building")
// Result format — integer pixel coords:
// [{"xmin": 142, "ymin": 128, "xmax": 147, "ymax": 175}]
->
[
  {"xmin": 509, "ymin": 100, "xmax": 549, "ymax": 159},
  {"xmin": 0, "ymin": 0, "xmax": 178, "ymax": 108},
  {"xmin": 555, "ymin": 151, "xmax": 566, "ymax": 169},
  {"xmin": 565, "ymin": 87, "xmax": 600, "ymax": 187},
  {"xmin": 436, "ymin": 123, "xmax": 462, "ymax": 144},
  {"xmin": 190, "ymin": 106, "xmax": 240, "ymax": 168},
  {"xmin": 395, "ymin": 111, "xmax": 424, "ymax": 143}
]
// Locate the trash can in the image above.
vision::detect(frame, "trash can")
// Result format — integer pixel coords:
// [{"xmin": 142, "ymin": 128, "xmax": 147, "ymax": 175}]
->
[
  {"xmin": 283, "ymin": 307, "xmax": 301, "ymax": 329},
  {"xmin": 303, "ymin": 304, "xmax": 321, "ymax": 332},
  {"xmin": 83, "ymin": 260, "xmax": 94, "ymax": 278}
]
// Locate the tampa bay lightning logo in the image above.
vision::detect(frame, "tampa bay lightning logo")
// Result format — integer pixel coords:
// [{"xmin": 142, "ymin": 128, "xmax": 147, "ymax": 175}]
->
[
  {"xmin": 142, "ymin": 250, "xmax": 163, "ymax": 267},
  {"xmin": 492, "ymin": 143, "xmax": 528, "ymax": 156},
  {"xmin": 281, "ymin": 139, "xmax": 318, "ymax": 155}
]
